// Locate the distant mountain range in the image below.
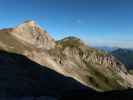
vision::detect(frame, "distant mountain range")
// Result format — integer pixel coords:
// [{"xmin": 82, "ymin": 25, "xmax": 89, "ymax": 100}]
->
[
  {"xmin": 94, "ymin": 46, "xmax": 133, "ymax": 52},
  {"xmin": 111, "ymin": 48, "xmax": 133, "ymax": 69},
  {"xmin": 0, "ymin": 20, "xmax": 133, "ymax": 99},
  {"xmin": 95, "ymin": 46, "xmax": 133, "ymax": 69},
  {"xmin": 94, "ymin": 46, "xmax": 119, "ymax": 52}
]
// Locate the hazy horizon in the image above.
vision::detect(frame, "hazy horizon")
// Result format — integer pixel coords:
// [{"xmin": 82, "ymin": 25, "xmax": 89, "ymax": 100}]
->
[{"xmin": 0, "ymin": 0, "xmax": 133, "ymax": 48}]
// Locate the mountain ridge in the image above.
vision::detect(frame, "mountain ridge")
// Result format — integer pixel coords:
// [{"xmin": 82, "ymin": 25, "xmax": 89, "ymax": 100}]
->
[{"xmin": 0, "ymin": 20, "xmax": 133, "ymax": 92}]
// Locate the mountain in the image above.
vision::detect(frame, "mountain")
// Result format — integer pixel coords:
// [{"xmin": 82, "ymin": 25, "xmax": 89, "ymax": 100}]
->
[
  {"xmin": 0, "ymin": 20, "xmax": 133, "ymax": 93},
  {"xmin": 94, "ymin": 46, "xmax": 118, "ymax": 52},
  {"xmin": 111, "ymin": 48, "xmax": 133, "ymax": 69}
]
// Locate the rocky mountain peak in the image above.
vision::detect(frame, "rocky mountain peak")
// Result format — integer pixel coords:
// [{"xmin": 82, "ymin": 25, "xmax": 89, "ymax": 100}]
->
[
  {"xmin": 11, "ymin": 20, "xmax": 55, "ymax": 49},
  {"xmin": 24, "ymin": 20, "xmax": 36, "ymax": 23},
  {"xmin": 15, "ymin": 20, "xmax": 38, "ymax": 29},
  {"xmin": 23, "ymin": 20, "xmax": 37, "ymax": 27}
]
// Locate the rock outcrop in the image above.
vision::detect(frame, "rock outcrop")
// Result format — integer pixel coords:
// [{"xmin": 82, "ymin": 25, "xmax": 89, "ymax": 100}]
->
[{"xmin": 11, "ymin": 20, "xmax": 55, "ymax": 49}]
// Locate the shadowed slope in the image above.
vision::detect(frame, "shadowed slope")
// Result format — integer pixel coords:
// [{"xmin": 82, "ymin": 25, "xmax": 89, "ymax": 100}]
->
[
  {"xmin": 2, "ymin": 50, "xmax": 133, "ymax": 100},
  {"xmin": 0, "ymin": 50, "xmax": 95, "ymax": 97},
  {"xmin": 59, "ymin": 89, "xmax": 133, "ymax": 100}
]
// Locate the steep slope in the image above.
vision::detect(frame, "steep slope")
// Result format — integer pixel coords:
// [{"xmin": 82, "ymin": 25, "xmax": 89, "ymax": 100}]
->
[
  {"xmin": 0, "ymin": 21, "xmax": 133, "ymax": 92},
  {"xmin": 112, "ymin": 48, "xmax": 133, "ymax": 69},
  {"xmin": 0, "ymin": 50, "xmax": 92, "ymax": 97}
]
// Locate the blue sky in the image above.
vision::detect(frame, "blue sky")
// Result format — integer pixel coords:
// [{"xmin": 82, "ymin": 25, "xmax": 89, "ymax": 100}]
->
[{"xmin": 0, "ymin": 0, "xmax": 133, "ymax": 48}]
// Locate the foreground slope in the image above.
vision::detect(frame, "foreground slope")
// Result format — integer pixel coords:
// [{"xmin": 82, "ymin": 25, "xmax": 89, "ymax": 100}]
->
[
  {"xmin": 0, "ymin": 51, "xmax": 133, "ymax": 100},
  {"xmin": 0, "ymin": 20, "xmax": 133, "ymax": 91},
  {"xmin": 0, "ymin": 50, "xmax": 92, "ymax": 97}
]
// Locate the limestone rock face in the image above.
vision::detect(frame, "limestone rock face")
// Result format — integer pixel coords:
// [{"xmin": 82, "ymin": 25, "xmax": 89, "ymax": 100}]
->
[{"xmin": 11, "ymin": 20, "xmax": 55, "ymax": 49}]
